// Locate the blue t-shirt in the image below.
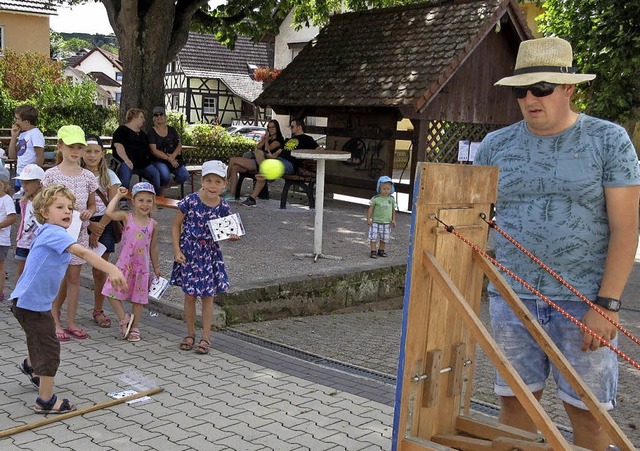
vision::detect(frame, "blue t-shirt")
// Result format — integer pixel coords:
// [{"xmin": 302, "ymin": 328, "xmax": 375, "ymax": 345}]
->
[
  {"xmin": 11, "ymin": 223, "xmax": 76, "ymax": 311},
  {"xmin": 474, "ymin": 114, "xmax": 640, "ymax": 301}
]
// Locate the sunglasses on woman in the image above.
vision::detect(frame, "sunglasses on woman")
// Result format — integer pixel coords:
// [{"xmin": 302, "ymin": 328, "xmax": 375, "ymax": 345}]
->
[{"xmin": 512, "ymin": 82, "xmax": 559, "ymax": 99}]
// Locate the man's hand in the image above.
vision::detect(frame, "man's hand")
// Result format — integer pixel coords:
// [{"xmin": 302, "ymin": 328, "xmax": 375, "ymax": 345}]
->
[{"xmin": 581, "ymin": 308, "xmax": 619, "ymax": 351}]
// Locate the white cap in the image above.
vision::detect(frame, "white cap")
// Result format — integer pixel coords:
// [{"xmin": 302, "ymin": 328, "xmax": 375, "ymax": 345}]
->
[
  {"xmin": 201, "ymin": 160, "xmax": 227, "ymax": 178},
  {"xmin": 15, "ymin": 164, "xmax": 45, "ymax": 181}
]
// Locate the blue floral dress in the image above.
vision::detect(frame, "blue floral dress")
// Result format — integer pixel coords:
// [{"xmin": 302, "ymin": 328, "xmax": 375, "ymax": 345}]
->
[{"xmin": 170, "ymin": 192, "xmax": 230, "ymax": 297}]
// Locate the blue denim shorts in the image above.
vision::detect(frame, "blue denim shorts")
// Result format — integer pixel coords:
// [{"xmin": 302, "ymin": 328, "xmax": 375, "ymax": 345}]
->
[
  {"xmin": 89, "ymin": 216, "xmax": 116, "ymax": 254},
  {"xmin": 490, "ymin": 293, "xmax": 618, "ymax": 410},
  {"xmin": 278, "ymin": 157, "xmax": 294, "ymax": 175}
]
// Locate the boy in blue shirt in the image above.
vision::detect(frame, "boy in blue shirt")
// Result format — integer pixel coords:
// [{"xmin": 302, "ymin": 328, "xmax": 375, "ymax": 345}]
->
[{"xmin": 11, "ymin": 184, "xmax": 127, "ymax": 414}]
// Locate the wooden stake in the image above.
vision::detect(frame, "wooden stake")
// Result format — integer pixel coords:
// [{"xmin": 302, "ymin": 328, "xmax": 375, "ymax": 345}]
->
[{"xmin": 0, "ymin": 387, "xmax": 163, "ymax": 438}]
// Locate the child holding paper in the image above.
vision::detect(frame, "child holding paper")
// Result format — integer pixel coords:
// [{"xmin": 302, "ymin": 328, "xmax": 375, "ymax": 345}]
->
[
  {"xmin": 42, "ymin": 126, "xmax": 98, "ymax": 341},
  {"xmin": 170, "ymin": 160, "xmax": 240, "ymax": 355},
  {"xmin": 102, "ymin": 183, "xmax": 160, "ymax": 342}
]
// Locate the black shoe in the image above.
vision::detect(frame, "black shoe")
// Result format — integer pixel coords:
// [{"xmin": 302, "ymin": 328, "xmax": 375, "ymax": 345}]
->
[
  {"xmin": 18, "ymin": 359, "xmax": 40, "ymax": 389},
  {"xmin": 240, "ymin": 197, "xmax": 257, "ymax": 207},
  {"xmin": 370, "ymin": 250, "xmax": 377, "ymax": 259},
  {"xmin": 377, "ymin": 250, "xmax": 387, "ymax": 257}
]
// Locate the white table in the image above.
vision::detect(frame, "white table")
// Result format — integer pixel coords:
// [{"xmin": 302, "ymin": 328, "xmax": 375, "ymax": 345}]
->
[{"xmin": 291, "ymin": 149, "xmax": 351, "ymax": 261}]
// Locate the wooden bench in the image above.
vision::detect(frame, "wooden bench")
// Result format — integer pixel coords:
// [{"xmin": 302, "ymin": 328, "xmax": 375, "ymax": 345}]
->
[{"xmin": 235, "ymin": 170, "xmax": 315, "ymax": 209}]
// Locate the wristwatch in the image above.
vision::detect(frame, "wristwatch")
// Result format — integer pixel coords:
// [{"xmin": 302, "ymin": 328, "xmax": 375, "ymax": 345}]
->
[{"xmin": 593, "ymin": 296, "xmax": 622, "ymax": 312}]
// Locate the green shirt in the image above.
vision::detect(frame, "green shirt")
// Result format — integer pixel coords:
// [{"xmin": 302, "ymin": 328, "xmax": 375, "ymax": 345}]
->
[{"xmin": 370, "ymin": 195, "xmax": 396, "ymax": 224}]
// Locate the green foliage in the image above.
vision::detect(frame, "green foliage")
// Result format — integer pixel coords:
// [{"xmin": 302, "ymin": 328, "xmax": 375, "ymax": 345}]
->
[
  {"xmin": 0, "ymin": 50, "xmax": 63, "ymax": 100},
  {"xmin": 538, "ymin": 1, "xmax": 640, "ymax": 121},
  {"xmin": 34, "ymin": 80, "xmax": 115, "ymax": 135},
  {"xmin": 0, "ymin": 49, "xmax": 118, "ymax": 135},
  {"xmin": 166, "ymin": 110, "xmax": 187, "ymax": 138},
  {"xmin": 63, "ymin": 37, "xmax": 92, "ymax": 52},
  {"xmin": 180, "ymin": 123, "xmax": 255, "ymax": 165}
]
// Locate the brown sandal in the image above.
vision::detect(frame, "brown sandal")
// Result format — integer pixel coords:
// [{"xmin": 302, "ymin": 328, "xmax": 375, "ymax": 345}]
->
[
  {"xmin": 179, "ymin": 334, "xmax": 195, "ymax": 351},
  {"xmin": 194, "ymin": 338, "xmax": 211, "ymax": 355},
  {"xmin": 92, "ymin": 309, "xmax": 112, "ymax": 328}
]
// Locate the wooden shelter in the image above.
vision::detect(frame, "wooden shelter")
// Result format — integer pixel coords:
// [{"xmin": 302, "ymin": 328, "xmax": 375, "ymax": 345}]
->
[{"xmin": 256, "ymin": 0, "xmax": 532, "ymax": 201}]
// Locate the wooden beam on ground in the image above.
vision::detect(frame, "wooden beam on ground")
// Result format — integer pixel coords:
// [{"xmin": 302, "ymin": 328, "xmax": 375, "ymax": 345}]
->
[
  {"xmin": 455, "ymin": 414, "xmax": 543, "ymax": 442},
  {"xmin": 0, "ymin": 387, "xmax": 163, "ymax": 438},
  {"xmin": 473, "ymin": 251, "xmax": 636, "ymax": 451}
]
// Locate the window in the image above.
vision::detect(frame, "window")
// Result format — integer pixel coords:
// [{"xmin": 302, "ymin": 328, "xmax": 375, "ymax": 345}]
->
[
  {"xmin": 115, "ymin": 72, "xmax": 123, "ymax": 81},
  {"xmin": 115, "ymin": 92, "xmax": 122, "ymax": 103},
  {"xmin": 0, "ymin": 26, "xmax": 4, "ymax": 55},
  {"xmin": 172, "ymin": 94, "xmax": 179, "ymax": 110},
  {"xmin": 203, "ymin": 96, "xmax": 216, "ymax": 115}
]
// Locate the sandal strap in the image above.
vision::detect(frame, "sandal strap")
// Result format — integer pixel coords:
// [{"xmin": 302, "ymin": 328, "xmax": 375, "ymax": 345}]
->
[{"xmin": 36, "ymin": 394, "xmax": 57, "ymax": 410}]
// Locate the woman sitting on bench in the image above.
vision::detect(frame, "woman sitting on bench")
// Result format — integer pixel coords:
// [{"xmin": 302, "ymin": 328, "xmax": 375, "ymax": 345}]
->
[{"xmin": 226, "ymin": 120, "xmax": 285, "ymax": 207}]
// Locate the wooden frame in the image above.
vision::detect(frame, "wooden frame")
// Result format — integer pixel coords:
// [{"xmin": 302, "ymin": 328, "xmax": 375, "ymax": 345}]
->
[{"xmin": 392, "ymin": 163, "xmax": 634, "ymax": 450}]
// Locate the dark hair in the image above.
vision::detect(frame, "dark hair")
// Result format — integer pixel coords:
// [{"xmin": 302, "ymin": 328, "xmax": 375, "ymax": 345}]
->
[
  {"xmin": 291, "ymin": 117, "xmax": 306, "ymax": 131},
  {"xmin": 268, "ymin": 120, "xmax": 285, "ymax": 147},
  {"xmin": 85, "ymin": 134, "xmax": 103, "ymax": 148},
  {"xmin": 15, "ymin": 104, "xmax": 39, "ymax": 126}
]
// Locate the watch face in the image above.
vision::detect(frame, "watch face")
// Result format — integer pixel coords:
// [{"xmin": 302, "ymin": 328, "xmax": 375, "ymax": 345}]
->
[{"xmin": 596, "ymin": 297, "xmax": 621, "ymax": 312}]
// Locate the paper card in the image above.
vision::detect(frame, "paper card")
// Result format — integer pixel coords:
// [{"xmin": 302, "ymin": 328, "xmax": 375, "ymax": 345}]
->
[
  {"xmin": 90, "ymin": 242, "xmax": 107, "ymax": 257},
  {"xmin": 148, "ymin": 276, "xmax": 169, "ymax": 302},
  {"xmin": 66, "ymin": 211, "xmax": 82, "ymax": 240},
  {"xmin": 457, "ymin": 140, "xmax": 470, "ymax": 162},
  {"xmin": 207, "ymin": 213, "xmax": 245, "ymax": 241},
  {"xmin": 107, "ymin": 389, "xmax": 152, "ymax": 405},
  {"xmin": 469, "ymin": 142, "xmax": 481, "ymax": 162}
]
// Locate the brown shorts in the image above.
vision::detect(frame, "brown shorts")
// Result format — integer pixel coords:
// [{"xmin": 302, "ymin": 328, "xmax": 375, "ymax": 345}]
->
[{"xmin": 11, "ymin": 301, "xmax": 60, "ymax": 377}]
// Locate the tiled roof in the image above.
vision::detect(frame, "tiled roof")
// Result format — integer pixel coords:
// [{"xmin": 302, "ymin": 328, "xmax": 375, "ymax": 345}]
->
[
  {"xmin": 88, "ymin": 71, "xmax": 120, "ymax": 88},
  {"xmin": 176, "ymin": 32, "xmax": 271, "ymax": 103},
  {"xmin": 0, "ymin": 0, "xmax": 56, "ymax": 15},
  {"xmin": 178, "ymin": 33, "xmax": 270, "ymax": 75},
  {"xmin": 257, "ymin": 0, "xmax": 523, "ymax": 110}
]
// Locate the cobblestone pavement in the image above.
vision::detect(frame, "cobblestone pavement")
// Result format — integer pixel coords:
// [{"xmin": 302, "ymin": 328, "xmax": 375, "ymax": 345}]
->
[{"xmin": 233, "ymin": 287, "xmax": 640, "ymax": 445}]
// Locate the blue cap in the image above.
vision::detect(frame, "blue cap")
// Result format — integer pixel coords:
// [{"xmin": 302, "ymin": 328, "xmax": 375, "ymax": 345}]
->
[
  {"xmin": 132, "ymin": 181, "xmax": 156, "ymax": 196},
  {"xmin": 376, "ymin": 176, "xmax": 395, "ymax": 194}
]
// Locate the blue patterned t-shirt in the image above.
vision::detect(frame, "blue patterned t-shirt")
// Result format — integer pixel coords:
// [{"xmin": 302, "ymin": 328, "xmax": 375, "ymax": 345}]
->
[{"xmin": 474, "ymin": 114, "xmax": 640, "ymax": 301}]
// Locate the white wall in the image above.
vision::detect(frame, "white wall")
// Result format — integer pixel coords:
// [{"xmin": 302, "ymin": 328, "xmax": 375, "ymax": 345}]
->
[
  {"xmin": 274, "ymin": 11, "xmax": 319, "ymax": 69},
  {"xmin": 77, "ymin": 51, "xmax": 118, "ymax": 80}
]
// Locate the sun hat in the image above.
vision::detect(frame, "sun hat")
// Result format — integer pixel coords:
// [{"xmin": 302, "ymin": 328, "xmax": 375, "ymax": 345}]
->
[
  {"xmin": 131, "ymin": 181, "xmax": 156, "ymax": 196},
  {"xmin": 14, "ymin": 164, "xmax": 45, "ymax": 181},
  {"xmin": 152, "ymin": 106, "xmax": 165, "ymax": 115},
  {"xmin": 495, "ymin": 37, "xmax": 596, "ymax": 87},
  {"xmin": 376, "ymin": 175, "xmax": 395, "ymax": 194},
  {"xmin": 202, "ymin": 160, "xmax": 228, "ymax": 178},
  {"xmin": 57, "ymin": 125, "xmax": 87, "ymax": 146}
]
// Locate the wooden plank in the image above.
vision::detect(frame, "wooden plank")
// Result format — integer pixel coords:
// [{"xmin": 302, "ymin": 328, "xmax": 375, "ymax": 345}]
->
[
  {"xmin": 422, "ymin": 250, "xmax": 572, "ymax": 450},
  {"xmin": 400, "ymin": 437, "xmax": 454, "ymax": 451},
  {"xmin": 431, "ymin": 434, "xmax": 492, "ymax": 450},
  {"xmin": 492, "ymin": 437, "xmax": 553, "ymax": 450},
  {"xmin": 447, "ymin": 343, "xmax": 465, "ymax": 398},
  {"xmin": 422, "ymin": 350, "xmax": 442, "ymax": 407},
  {"xmin": 473, "ymin": 252, "xmax": 636, "ymax": 451},
  {"xmin": 455, "ymin": 414, "xmax": 542, "ymax": 442}
]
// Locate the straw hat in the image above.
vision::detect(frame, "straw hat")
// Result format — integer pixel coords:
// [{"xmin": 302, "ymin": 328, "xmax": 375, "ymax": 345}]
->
[{"xmin": 496, "ymin": 37, "xmax": 595, "ymax": 87}]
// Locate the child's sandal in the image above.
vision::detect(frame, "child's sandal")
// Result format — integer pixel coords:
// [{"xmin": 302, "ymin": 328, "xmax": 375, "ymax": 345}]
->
[
  {"xmin": 92, "ymin": 309, "xmax": 112, "ymax": 328},
  {"xmin": 370, "ymin": 250, "xmax": 377, "ymax": 259},
  {"xmin": 127, "ymin": 327, "xmax": 141, "ymax": 342},
  {"xmin": 34, "ymin": 394, "xmax": 76, "ymax": 414},
  {"xmin": 194, "ymin": 338, "xmax": 211, "ymax": 355},
  {"xmin": 377, "ymin": 250, "xmax": 387, "ymax": 257},
  {"xmin": 120, "ymin": 313, "xmax": 134, "ymax": 340},
  {"xmin": 180, "ymin": 334, "xmax": 196, "ymax": 351}
]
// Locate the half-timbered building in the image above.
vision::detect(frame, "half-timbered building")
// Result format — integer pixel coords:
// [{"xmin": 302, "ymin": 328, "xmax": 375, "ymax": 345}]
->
[{"xmin": 164, "ymin": 33, "xmax": 272, "ymax": 125}]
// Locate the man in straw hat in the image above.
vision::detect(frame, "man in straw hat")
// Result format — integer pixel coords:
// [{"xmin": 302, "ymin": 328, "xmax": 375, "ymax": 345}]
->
[{"xmin": 475, "ymin": 37, "xmax": 640, "ymax": 449}]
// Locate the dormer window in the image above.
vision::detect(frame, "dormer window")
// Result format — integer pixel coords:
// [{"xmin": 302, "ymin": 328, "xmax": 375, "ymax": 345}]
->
[{"xmin": 247, "ymin": 63, "xmax": 258, "ymax": 78}]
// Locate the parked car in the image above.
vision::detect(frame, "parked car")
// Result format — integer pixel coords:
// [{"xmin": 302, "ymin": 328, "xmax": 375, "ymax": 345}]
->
[
  {"xmin": 242, "ymin": 130, "xmax": 266, "ymax": 142},
  {"xmin": 226, "ymin": 125, "xmax": 266, "ymax": 136}
]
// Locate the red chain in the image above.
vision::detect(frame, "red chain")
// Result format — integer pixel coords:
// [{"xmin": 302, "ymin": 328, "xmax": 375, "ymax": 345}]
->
[
  {"xmin": 482, "ymin": 215, "xmax": 640, "ymax": 349},
  {"xmin": 432, "ymin": 216, "xmax": 640, "ymax": 371}
]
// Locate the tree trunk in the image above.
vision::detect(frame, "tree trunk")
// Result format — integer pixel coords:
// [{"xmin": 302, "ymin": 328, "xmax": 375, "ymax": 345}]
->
[{"xmin": 101, "ymin": 0, "xmax": 207, "ymax": 128}]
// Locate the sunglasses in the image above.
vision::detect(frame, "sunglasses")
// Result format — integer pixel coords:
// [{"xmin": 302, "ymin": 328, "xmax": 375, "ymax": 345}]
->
[
  {"xmin": 512, "ymin": 82, "xmax": 559, "ymax": 99},
  {"xmin": 154, "ymin": 113, "xmax": 164, "ymax": 117}
]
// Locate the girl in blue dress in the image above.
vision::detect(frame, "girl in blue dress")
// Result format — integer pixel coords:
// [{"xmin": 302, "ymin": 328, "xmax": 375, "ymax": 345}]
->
[{"xmin": 170, "ymin": 160, "xmax": 240, "ymax": 354}]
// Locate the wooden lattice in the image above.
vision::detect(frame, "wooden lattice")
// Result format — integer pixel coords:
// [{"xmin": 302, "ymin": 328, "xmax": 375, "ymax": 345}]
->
[{"xmin": 424, "ymin": 121, "xmax": 503, "ymax": 163}]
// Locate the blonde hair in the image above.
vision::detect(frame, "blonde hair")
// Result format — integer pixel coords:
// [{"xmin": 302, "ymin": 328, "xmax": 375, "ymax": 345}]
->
[
  {"xmin": 33, "ymin": 184, "xmax": 76, "ymax": 224},
  {"xmin": 80, "ymin": 144, "xmax": 110, "ymax": 190},
  {"xmin": 0, "ymin": 180, "xmax": 12, "ymax": 196},
  {"xmin": 125, "ymin": 108, "xmax": 145, "ymax": 123}
]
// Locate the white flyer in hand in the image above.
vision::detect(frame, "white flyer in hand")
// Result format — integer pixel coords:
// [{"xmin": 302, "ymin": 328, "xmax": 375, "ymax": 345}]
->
[
  {"xmin": 66, "ymin": 210, "xmax": 82, "ymax": 240},
  {"xmin": 148, "ymin": 276, "xmax": 169, "ymax": 302},
  {"xmin": 207, "ymin": 213, "xmax": 245, "ymax": 241}
]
